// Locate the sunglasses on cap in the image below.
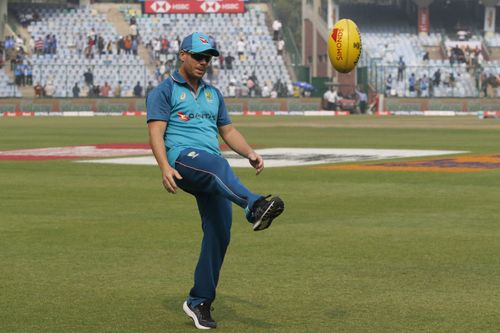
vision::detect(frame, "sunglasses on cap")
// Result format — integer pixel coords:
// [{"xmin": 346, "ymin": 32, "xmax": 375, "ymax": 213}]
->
[{"xmin": 187, "ymin": 52, "xmax": 212, "ymax": 63}]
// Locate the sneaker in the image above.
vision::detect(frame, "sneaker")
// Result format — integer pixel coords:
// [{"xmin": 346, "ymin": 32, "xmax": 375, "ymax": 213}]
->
[
  {"xmin": 183, "ymin": 301, "xmax": 217, "ymax": 330},
  {"xmin": 251, "ymin": 195, "xmax": 285, "ymax": 231}
]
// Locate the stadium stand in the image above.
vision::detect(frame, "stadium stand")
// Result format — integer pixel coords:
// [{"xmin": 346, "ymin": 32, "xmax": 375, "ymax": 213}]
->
[
  {"xmin": 122, "ymin": 6, "xmax": 293, "ymax": 97},
  {"xmin": 22, "ymin": 6, "xmax": 155, "ymax": 97}
]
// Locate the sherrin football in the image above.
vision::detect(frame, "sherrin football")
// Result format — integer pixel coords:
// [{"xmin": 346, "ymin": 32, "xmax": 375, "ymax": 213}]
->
[{"xmin": 327, "ymin": 19, "xmax": 362, "ymax": 73}]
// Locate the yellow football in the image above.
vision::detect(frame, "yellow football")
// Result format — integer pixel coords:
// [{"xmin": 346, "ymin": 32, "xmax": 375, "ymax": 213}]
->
[{"xmin": 327, "ymin": 19, "xmax": 362, "ymax": 73}]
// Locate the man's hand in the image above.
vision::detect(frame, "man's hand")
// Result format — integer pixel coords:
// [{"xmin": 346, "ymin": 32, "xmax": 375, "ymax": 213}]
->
[
  {"xmin": 248, "ymin": 151, "xmax": 264, "ymax": 175},
  {"xmin": 162, "ymin": 167, "xmax": 183, "ymax": 193}
]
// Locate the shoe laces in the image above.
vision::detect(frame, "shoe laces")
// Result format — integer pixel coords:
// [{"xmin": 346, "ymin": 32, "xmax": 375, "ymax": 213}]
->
[{"xmin": 198, "ymin": 302, "xmax": 214, "ymax": 320}]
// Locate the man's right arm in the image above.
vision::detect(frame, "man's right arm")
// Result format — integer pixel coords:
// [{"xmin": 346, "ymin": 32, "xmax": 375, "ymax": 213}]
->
[{"xmin": 147, "ymin": 120, "xmax": 182, "ymax": 193}]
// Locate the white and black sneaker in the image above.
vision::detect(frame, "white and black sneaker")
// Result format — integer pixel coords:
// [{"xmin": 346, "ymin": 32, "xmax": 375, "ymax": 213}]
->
[
  {"xmin": 183, "ymin": 301, "xmax": 217, "ymax": 330},
  {"xmin": 251, "ymin": 195, "xmax": 285, "ymax": 231}
]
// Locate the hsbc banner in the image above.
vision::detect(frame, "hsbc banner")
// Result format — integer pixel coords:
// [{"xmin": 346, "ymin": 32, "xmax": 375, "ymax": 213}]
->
[{"xmin": 144, "ymin": 0, "xmax": 245, "ymax": 14}]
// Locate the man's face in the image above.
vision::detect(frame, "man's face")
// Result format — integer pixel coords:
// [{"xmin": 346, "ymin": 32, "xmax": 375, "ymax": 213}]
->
[{"xmin": 180, "ymin": 50, "xmax": 212, "ymax": 79}]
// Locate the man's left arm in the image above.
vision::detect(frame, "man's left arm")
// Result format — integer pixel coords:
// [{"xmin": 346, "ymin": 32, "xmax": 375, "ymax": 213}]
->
[{"xmin": 219, "ymin": 124, "xmax": 263, "ymax": 175}]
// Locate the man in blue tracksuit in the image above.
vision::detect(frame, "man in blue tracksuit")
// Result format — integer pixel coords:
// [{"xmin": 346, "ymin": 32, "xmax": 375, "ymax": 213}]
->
[{"xmin": 146, "ymin": 32, "xmax": 284, "ymax": 330}]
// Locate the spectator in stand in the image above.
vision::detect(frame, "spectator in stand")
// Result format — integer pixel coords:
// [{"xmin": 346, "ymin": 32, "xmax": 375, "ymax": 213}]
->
[
  {"xmin": 237, "ymin": 38, "xmax": 246, "ymax": 61},
  {"xmin": 250, "ymin": 40, "xmax": 258, "ymax": 60},
  {"xmin": 106, "ymin": 39, "xmax": 113, "ymax": 55},
  {"xmin": 43, "ymin": 34, "xmax": 51, "ymax": 55},
  {"xmin": 225, "ymin": 53, "xmax": 234, "ymax": 70},
  {"xmin": 44, "ymin": 81, "xmax": 55, "ymax": 97},
  {"xmin": 409, "ymin": 72, "xmax": 416, "ymax": 95},
  {"xmin": 153, "ymin": 38, "xmax": 161, "ymax": 59},
  {"xmin": 97, "ymin": 35, "xmax": 105, "ymax": 55},
  {"xmin": 228, "ymin": 81, "xmax": 236, "ymax": 97},
  {"xmin": 100, "ymin": 82, "xmax": 111, "ymax": 97},
  {"xmin": 35, "ymin": 36, "xmax": 44, "ymax": 55},
  {"xmin": 432, "ymin": 69, "xmax": 441, "ymax": 87},
  {"xmin": 25, "ymin": 63, "xmax": 33, "ymax": 86},
  {"xmin": 132, "ymin": 38, "xmax": 138, "ymax": 56},
  {"xmin": 14, "ymin": 63, "xmax": 23, "ymax": 86},
  {"xmin": 117, "ymin": 36, "xmax": 124, "ymax": 55},
  {"xmin": 28, "ymin": 36, "xmax": 35, "ymax": 55},
  {"xmin": 50, "ymin": 35, "xmax": 57, "ymax": 54},
  {"xmin": 34, "ymin": 82, "xmax": 44, "ymax": 97},
  {"xmin": 133, "ymin": 81, "xmax": 143, "ymax": 97},
  {"xmin": 277, "ymin": 38, "xmax": 285, "ymax": 56},
  {"xmin": 145, "ymin": 81, "xmax": 154, "ymax": 98},
  {"xmin": 124, "ymin": 36, "xmax": 132, "ymax": 55},
  {"xmin": 385, "ymin": 74, "xmax": 393, "ymax": 96},
  {"xmin": 130, "ymin": 22, "xmax": 138, "ymax": 41},
  {"xmin": 272, "ymin": 19, "xmax": 282, "ymax": 41},
  {"xmin": 113, "ymin": 81, "xmax": 122, "ymax": 97},
  {"xmin": 84, "ymin": 68, "xmax": 93, "ymax": 87},
  {"xmin": 423, "ymin": 51, "xmax": 429, "ymax": 62},
  {"xmin": 420, "ymin": 74, "xmax": 429, "ymax": 97},
  {"xmin": 397, "ymin": 56, "xmax": 406, "ymax": 81},
  {"xmin": 161, "ymin": 35, "xmax": 169, "ymax": 55},
  {"xmin": 72, "ymin": 83, "xmax": 80, "ymax": 97}
]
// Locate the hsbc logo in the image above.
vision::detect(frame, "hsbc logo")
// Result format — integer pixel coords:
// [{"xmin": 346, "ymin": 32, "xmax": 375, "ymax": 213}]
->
[
  {"xmin": 150, "ymin": 1, "xmax": 171, "ymax": 13},
  {"xmin": 201, "ymin": 1, "xmax": 221, "ymax": 13}
]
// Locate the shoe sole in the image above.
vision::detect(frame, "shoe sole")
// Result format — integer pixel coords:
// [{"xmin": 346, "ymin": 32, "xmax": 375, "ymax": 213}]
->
[
  {"xmin": 253, "ymin": 198, "xmax": 284, "ymax": 231},
  {"xmin": 182, "ymin": 301, "xmax": 212, "ymax": 330}
]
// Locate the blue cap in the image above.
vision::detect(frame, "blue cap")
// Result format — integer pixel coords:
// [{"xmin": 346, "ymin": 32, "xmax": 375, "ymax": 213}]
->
[{"xmin": 180, "ymin": 32, "xmax": 219, "ymax": 57}]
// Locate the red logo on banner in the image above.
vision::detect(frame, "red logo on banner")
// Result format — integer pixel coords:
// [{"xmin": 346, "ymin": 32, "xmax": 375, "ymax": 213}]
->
[{"xmin": 144, "ymin": 0, "xmax": 244, "ymax": 14}]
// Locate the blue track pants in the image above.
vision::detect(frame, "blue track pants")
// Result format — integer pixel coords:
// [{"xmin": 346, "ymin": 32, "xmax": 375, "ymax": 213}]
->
[{"xmin": 174, "ymin": 148, "xmax": 262, "ymax": 307}]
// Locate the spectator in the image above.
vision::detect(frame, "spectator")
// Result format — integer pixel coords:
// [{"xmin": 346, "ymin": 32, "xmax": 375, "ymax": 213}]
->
[
  {"xmin": 117, "ymin": 36, "xmax": 124, "ymax": 55},
  {"xmin": 420, "ymin": 74, "xmax": 429, "ymax": 97},
  {"xmin": 72, "ymin": 83, "xmax": 80, "ymax": 97},
  {"xmin": 132, "ymin": 38, "xmax": 138, "ymax": 56},
  {"xmin": 397, "ymin": 56, "xmax": 406, "ymax": 81},
  {"xmin": 124, "ymin": 36, "xmax": 132, "ymax": 55},
  {"xmin": 237, "ymin": 38, "xmax": 246, "ymax": 61},
  {"xmin": 25, "ymin": 64, "xmax": 33, "ymax": 86},
  {"xmin": 133, "ymin": 81, "xmax": 143, "ymax": 97},
  {"xmin": 106, "ymin": 39, "xmax": 113, "ymax": 54},
  {"xmin": 130, "ymin": 22, "xmax": 138, "ymax": 40},
  {"xmin": 44, "ymin": 81, "xmax": 55, "ymax": 97},
  {"xmin": 34, "ymin": 82, "xmax": 44, "ymax": 97},
  {"xmin": 355, "ymin": 88, "xmax": 368, "ymax": 114},
  {"xmin": 100, "ymin": 82, "xmax": 111, "ymax": 97},
  {"xmin": 385, "ymin": 74, "xmax": 393, "ymax": 96},
  {"xmin": 35, "ymin": 37, "xmax": 43, "ymax": 55},
  {"xmin": 409, "ymin": 73, "xmax": 416, "ymax": 95},
  {"xmin": 228, "ymin": 81, "xmax": 236, "ymax": 97},
  {"xmin": 225, "ymin": 53, "xmax": 235, "ymax": 70},
  {"xmin": 323, "ymin": 86, "xmax": 339, "ymax": 111},
  {"xmin": 250, "ymin": 40, "xmax": 258, "ymax": 60},
  {"xmin": 272, "ymin": 19, "xmax": 282, "ymax": 41},
  {"xmin": 433, "ymin": 69, "xmax": 441, "ymax": 87},
  {"xmin": 277, "ymin": 38, "xmax": 285, "ymax": 56},
  {"xmin": 113, "ymin": 81, "xmax": 122, "ymax": 97},
  {"xmin": 83, "ymin": 68, "xmax": 93, "ymax": 86}
]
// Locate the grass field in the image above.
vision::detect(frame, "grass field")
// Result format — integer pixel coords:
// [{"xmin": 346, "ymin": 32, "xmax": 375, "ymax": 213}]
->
[{"xmin": 1, "ymin": 116, "xmax": 499, "ymax": 332}]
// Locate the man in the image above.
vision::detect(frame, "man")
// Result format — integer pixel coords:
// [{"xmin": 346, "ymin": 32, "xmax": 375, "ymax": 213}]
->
[
  {"xmin": 72, "ymin": 82, "xmax": 80, "ymax": 97},
  {"xmin": 323, "ymin": 86, "xmax": 339, "ymax": 111},
  {"xmin": 133, "ymin": 81, "xmax": 143, "ymax": 97},
  {"xmin": 146, "ymin": 32, "xmax": 284, "ymax": 330}
]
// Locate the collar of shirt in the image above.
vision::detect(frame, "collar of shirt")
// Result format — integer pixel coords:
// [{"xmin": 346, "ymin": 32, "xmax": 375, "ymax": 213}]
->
[{"xmin": 171, "ymin": 70, "xmax": 207, "ymax": 90}]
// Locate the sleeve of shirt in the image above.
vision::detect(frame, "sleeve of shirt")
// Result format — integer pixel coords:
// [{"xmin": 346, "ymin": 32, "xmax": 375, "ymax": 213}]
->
[
  {"xmin": 215, "ymin": 88, "xmax": 232, "ymax": 126},
  {"xmin": 146, "ymin": 81, "xmax": 172, "ymax": 123}
]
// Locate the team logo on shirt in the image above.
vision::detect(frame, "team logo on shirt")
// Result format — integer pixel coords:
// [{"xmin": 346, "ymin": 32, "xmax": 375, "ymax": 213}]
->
[
  {"xmin": 177, "ymin": 112, "xmax": 190, "ymax": 121},
  {"xmin": 180, "ymin": 92, "xmax": 186, "ymax": 100},
  {"xmin": 204, "ymin": 90, "xmax": 213, "ymax": 102}
]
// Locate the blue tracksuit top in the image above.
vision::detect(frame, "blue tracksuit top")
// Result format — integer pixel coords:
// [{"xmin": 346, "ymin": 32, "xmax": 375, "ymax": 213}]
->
[{"xmin": 146, "ymin": 70, "xmax": 232, "ymax": 167}]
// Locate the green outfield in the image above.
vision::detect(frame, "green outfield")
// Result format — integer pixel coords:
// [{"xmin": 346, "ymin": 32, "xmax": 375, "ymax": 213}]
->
[{"xmin": 1, "ymin": 116, "xmax": 499, "ymax": 332}]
